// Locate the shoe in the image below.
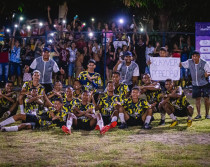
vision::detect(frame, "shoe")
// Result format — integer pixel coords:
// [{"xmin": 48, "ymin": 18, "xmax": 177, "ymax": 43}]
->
[
  {"xmin": 2, "ymin": 111, "xmax": 10, "ymax": 119},
  {"xmin": 62, "ymin": 125, "xmax": 71, "ymax": 135},
  {"xmin": 110, "ymin": 121, "xmax": 117, "ymax": 129},
  {"xmin": 169, "ymin": 120, "xmax": 178, "ymax": 127},
  {"xmin": 205, "ymin": 115, "xmax": 210, "ymax": 119},
  {"xmin": 158, "ymin": 119, "xmax": 165, "ymax": 126},
  {"xmin": 95, "ymin": 125, "xmax": 100, "ymax": 130},
  {"xmin": 118, "ymin": 122, "xmax": 128, "ymax": 129},
  {"xmin": 194, "ymin": 115, "xmax": 201, "ymax": 119},
  {"xmin": 187, "ymin": 120, "xmax": 192, "ymax": 127},
  {"xmin": 143, "ymin": 123, "xmax": 152, "ymax": 129},
  {"xmin": 100, "ymin": 126, "xmax": 109, "ymax": 135}
]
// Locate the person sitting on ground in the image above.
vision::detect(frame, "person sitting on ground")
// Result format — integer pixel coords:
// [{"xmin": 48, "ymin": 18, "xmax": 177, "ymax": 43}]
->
[
  {"xmin": 118, "ymin": 87, "xmax": 153, "ymax": 129},
  {"xmin": 0, "ymin": 81, "xmax": 18, "ymax": 119},
  {"xmin": 0, "ymin": 98, "xmax": 66, "ymax": 132},
  {"xmin": 159, "ymin": 79, "xmax": 194, "ymax": 127},
  {"xmin": 47, "ymin": 81, "xmax": 65, "ymax": 104},
  {"xmin": 73, "ymin": 80, "xmax": 82, "ymax": 100},
  {"xmin": 140, "ymin": 73, "xmax": 165, "ymax": 125}
]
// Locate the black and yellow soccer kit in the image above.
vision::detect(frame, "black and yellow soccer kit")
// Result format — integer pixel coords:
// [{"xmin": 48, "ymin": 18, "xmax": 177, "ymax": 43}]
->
[
  {"xmin": 63, "ymin": 97, "xmax": 80, "ymax": 113},
  {"xmin": 47, "ymin": 91, "xmax": 65, "ymax": 104},
  {"xmin": 123, "ymin": 98, "xmax": 150, "ymax": 126},
  {"xmin": 114, "ymin": 83, "xmax": 129, "ymax": 99},
  {"xmin": 73, "ymin": 90, "xmax": 82, "ymax": 100},
  {"xmin": 22, "ymin": 81, "xmax": 45, "ymax": 95},
  {"xmin": 24, "ymin": 96, "xmax": 44, "ymax": 115},
  {"xmin": 98, "ymin": 94, "xmax": 122, "ymax": 125}
]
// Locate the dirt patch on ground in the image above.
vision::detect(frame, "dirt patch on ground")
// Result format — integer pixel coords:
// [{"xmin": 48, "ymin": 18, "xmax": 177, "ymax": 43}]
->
[{"xmin": 127, "ymin": 132, "xmax": 210, "ymax": 145}]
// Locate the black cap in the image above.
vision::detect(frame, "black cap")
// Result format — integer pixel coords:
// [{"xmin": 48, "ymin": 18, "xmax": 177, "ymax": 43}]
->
[
  {"xmin": 192, "ymin": 50, "xmax": 200, "ymax": 55},
  {"xmin": 43, "ymin": 47, "xmax": 50, "ymax": 52}
]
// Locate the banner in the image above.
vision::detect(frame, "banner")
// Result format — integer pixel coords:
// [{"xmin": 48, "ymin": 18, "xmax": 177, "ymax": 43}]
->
[
  {"xmin": 150, "ymin": 57, "xmax": 180, "ymax": 81},
  {"xmin": 196, "ymin": 22, "xmax": 210, "ymax": 62}
]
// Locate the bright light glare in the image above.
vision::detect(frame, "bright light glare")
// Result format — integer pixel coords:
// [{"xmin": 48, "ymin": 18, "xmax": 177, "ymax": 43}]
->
[
  {"xmin": 50, "ymin": 33, "xmax": 54, "ymax": 36},
  {"xmin": 88, "ymin": 32, "xmax": 93, "ymax": 37},
  {"xmin": 49, "ymin": 39, "xmax": 53, "ymax": 43},
  {"xmin": 140, "ymin": 28, "xmax": 144, "ymax": 32},
  {"xmin": 119, "ymin": 19, "xmax": 124, "ymax": 24},
  {"xmin": 83, "ymin": 22, "xmax": 86, "ymax": 26},
  {"xmin": 27, "ymin": 25, "xmax": 31, "ymax": 30},
  {"xmin": 39, "ymin": 22, "xmax": 43, "ymax": 27},
  {"xmin": 14, "ymin": 24, "xmax": 18, "ymax": 28},
  {"xmin": 19, "ymin": 16, "xmax": 23, "ymax": 21},
  {"xmin": 6, "ymin": 29, "xmax": 10, "ymax": 33},
  {"xmin": 63, "ymin": 20, "xmax": 66, "ymax": 24},
  {"xmin": 91, "ymin": 18, "xmax": 95, "ymax": 22}
]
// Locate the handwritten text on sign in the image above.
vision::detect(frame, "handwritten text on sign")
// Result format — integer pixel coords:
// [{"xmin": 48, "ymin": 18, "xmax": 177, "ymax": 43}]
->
[{"xmin": 150, "ymin": 57, "xmax": 180, "ymax": 81}]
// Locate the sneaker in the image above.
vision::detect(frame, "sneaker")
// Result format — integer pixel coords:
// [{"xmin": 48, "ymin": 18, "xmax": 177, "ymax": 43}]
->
[
  {"xmin": 100, "ymin": 126, "xmax": 109, "ymax": 135},
  {"xmin": 187, "ymin": 120, "xmax": 192, "ymax": 127},
  {"xmin": 95, "ymin": 125, "xmax": 100, "ymax": 130},
  {"xmin": 169, "ymin": 120, "xmax": 178, "ymax": 127},
  {"xmin": 62, "ymin": 125, "xmax": 71, "ymax": 135},
  {"xmin": 194, "ymin": 115, "xmax": 201, "ymax": 119},
  {"xmin": 143, "ymin": 123, "xmax": 152, "ymax": 129},
  {"xmin": 205, "ymin": 115, "xmax": 210, "ymax": 119},
  {"xmin": 118, "ymin": 122, "xmax": 128, "ymax": 129},
  {"xmin": 158, "ymin": 119, "xmax": 165, "ymax": 126},
  {"xmin": 2, "ymin": 111, "xmax": 10, "ymax": 119},
  {"xmin": 110, "ymin": 121, "xmax": 117, "ymax": 129}
]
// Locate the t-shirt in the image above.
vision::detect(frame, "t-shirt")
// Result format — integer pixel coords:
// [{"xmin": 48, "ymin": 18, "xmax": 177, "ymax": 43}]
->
[
  {"xmin": 75, "ymin": 102, "xmax": 95, "ymax": 122},
  {"xmin": 0, "ymin": 89, "xmax": 17, "ymax": 109}
]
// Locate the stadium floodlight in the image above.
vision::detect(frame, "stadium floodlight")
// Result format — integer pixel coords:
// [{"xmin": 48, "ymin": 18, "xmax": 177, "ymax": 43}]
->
[{"xmin": 39, "ymin": 22, "xmax": 43, "ymax": 27}]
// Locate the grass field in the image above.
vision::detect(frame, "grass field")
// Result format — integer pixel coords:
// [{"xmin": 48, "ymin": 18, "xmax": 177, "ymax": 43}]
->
[{"xmin": 0, "ymin": 94, "xmax": 210, "ymax": 167}]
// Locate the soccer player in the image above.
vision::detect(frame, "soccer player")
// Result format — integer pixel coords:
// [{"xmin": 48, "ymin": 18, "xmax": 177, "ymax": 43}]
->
[
  {"xmin": 140, "ymin": 73, "xmax": 165, "ymax": 125},
  {"xmin": 47, "ymin": 81, "xmax": 65, "ymax": 104},
  {"xmin": 159, "ymin": 79, "xmax": 194, "ymax": 127},
  {"xmin": 73, "ymin": 80, "xmax": 82, "ymax": 100},
  {"xmin": 24, "ymin": 87, "xmax": 44, "ymax": 115},
  {"xmin": 18, "ymin": 70, "xmax": 45, "ymax": 114},
  {"xmin": 0, "ymin": 98, "xmax": 67, "ymax": 132},
  {"xmin": 0, "ymin": 81, "xmax": 18, "ymax": 118},
  {"xmin": 95, "ymin": 81, "xmax": 123, "ymax": 130},
  {"xmin": 77, "ymin": 59, "xmax": 102, "ymax": 92},
  {"xmin": 62, "ymin": 91, "xmax": 106, "ymax": 134},
  {"xmin": 119, "ymin": 87, "xmax": 153, "ymax": 129}
]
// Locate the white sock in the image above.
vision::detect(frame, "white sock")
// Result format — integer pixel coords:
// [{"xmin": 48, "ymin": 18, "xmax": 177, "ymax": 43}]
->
[
  {"xmin": 188, "ymin": 116, "xmax": 192, "ymax": 120},
  {"xmin": 161, "ymin": 113, "xmax": 165, "ymax": 120},
  {"xmin": 119, "ymin": 113, "xmax": 125, "ymax": 123},
  {"xmin": 97, "ymin": 120, "xmax": 104, "ymax": 130},
  {"xmin": 169, "ymin": 113, "xmax": 177, "ymax": 121},
  {"xmin": 0, "ymin": 117, "xmax": 15, "ymax": 127},
  {"xmin": 66, "ymin": 117, "xmax": 73, "ymax": 130},
  {"xmin": 6, "ymin": 111, "xmax": 11, "ymax": 115},
  {"xmin": 145, "ymin": 115, "xmax": 152, "ymax": 124},
  {"xmin": 4, "ymin": 126, "xmax": 18, "ymax": 132},
  {"xmin": 111, "ymin": 116, "xmax": 117, "ymax": 122},
  {"xmin": 20, "ymin": 105, "xmax": 24, "ymax": 114}
]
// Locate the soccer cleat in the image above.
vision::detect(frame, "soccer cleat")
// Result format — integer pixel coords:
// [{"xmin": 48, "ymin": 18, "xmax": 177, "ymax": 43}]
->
[
  {"xmin": 110, "ymin": 121, "xmax": 117, "ymax": 129},
  {"xmin": 143, "ymin": 123, "xmax": 152, "ymax": 129},
  {"xmin": 95, "ymin": 125, "xmax": 100, "ymax": 130},
  {"xmin": 100, "ymin": 126, "xmax": 109, "ymax": 135},
  {"xmin": 158, "ymin": 119, "xmax": 165, "ymax": 126},
  {"xmin": 169, "ymin": 120, "xmax": 178, "ymax": 127},
  {"xmin": 118, "ymin": 122, "xmax": 128, "ymax": 129},
  {"xmin": 62, "ymin": 125, "xmax": 71, "ymax": 135},
  {"xmin": 194, "ymin": 115, "xmax": 201, "ymax": 119},
  {"xmin": 187, "ymin": 120, "xmax": 192, "ymax": 127},
  {"xmin": 205, "ymin": 115, "xmax": 210, "ymax": 119},
  {"xmin": 2, "ymin": 112, "xmax": 9, "ymax": 119}
]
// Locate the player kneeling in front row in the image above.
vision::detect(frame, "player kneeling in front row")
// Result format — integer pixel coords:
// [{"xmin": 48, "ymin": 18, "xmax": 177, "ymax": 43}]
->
[
  {"xmin": 118, "ymin": 87, "xmax": 153, "ymax": 129},
  {"xmin": 62, "ymin": 90, "xmax": 107, "ymax": 135},
  {"xmin": 159, "ymin": 79, "xmax": 194, "ymax": 127},
  {"xmin": 0, "ymin": 98, "xmax": 67, "ymax": 132}
]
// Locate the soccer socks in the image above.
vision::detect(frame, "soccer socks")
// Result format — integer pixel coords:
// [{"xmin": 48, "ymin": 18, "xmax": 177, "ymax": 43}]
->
[
  {"xmin": 97, "ymin": 120, "xmax": 104, "ymax": 130},
  {"xmin": 3, "ymin": 126, "xmax": 18, "ymax": 132},
  {"xmin": 66, "ymin": 117, "xmax": 73, "ymax": 130},
  {"xmin": 111, "ymin": 116, "xmax": 117, "ymax": 122},
  {"xmin": 119, "ymin": 113, "xmax": 125, "ymax": 123},
  {"xmin": 0, "ymin": 117, "xmax": 15, "ymax": 127},
  {"xmin": 145, "ymin": 115, "xmax": 152, "ymax": 124},
  {"xmin": 161, "ymin": 113, "xmax": 165, "ymax": 120},
  {"xmin": 20, "ymin": 105, "xmax": 24, "ymax": 114},
  {"xmin": 169, "ymin": 113, "xmax": 177, "ymax": 121}
]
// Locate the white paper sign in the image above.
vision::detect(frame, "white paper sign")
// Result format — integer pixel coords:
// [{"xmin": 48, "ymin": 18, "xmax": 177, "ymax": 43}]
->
[{"xmin": 150, "ymin": 57, "xmax": 180, "ymax": 81}]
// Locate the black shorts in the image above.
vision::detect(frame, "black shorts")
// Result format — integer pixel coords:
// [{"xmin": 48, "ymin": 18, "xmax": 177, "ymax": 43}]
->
[
  {"xmin": 192, "ymin": 84, "xmax": 209, "ymax": 98},
  {"xmin": 174, "ymin": 108, "xmax": 189, "ymax": 117},
  {"xmin": 126, "ymin": 116, "xmax": 144, "ymax": 126},
  {"xmin": 102, "ymin": 115, "xmax": 112, "ymax": 126},
  {"xmin": 0, "ymin": 107, "xmax": 8, "ymax": 118},
  {"xmin": 26, "ymin": 113, "xmax": 40, "ymax": 129},
  {"xmin": 73, "ymin": 119, "xmax": 95, "ymax": 131}
]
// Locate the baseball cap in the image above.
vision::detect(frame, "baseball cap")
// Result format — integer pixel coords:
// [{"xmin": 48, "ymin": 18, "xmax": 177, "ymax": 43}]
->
[
  {"xmin": 43, "ymin": 47, "xmax": 50, "ymax": 52},
  {"xmin": 124, "ymin": 51, "xmax": 132, "ymax": 57}
]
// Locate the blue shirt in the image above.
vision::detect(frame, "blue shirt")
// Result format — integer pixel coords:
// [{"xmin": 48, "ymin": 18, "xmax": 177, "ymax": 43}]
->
[{"xmin": 10, "ymin": 46, "xmax": 21, "ymax": 63}]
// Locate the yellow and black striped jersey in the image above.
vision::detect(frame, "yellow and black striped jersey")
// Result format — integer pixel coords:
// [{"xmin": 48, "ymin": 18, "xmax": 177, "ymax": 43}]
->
[
  {"xmin": 75, "ymin": 102, "xmax": 95, "ymax": 122},
  {"xmin": 77, "ymin": 71, "xmax": 102, "ymax": 92},
  {"xmin": 24, "ymin": 96, "xmax": 44, "ymax": 114},
  {"xmin": 144, "ymin": 88, "xmax": 162, "ymax": 105},
  {"xmin": 123, "ymin": 98, "xmax": 150, "ymax": 118},
  {"xmin": 0, "ymin": 89, "xmax": 17, "ymax": 108},
  {"xmin": 98, "ymin": 94, "xmax": 122, "ymax": 116},
  {"xmin": 22, "ymin": 81, "xmax": 45, "ymax": 95},
  {"xmin": 73, "ymin": 90, "xmax": 82, "ymax": 100},
  {"xmin": 114, "ymin": 83, "xmax": 129, "ymax": 99},
  {"xmin": 63, "ymin": 97, "xmax": 80, "ymax": 113},
  {"xmin": 166, "ymin": 86, "xmax": 190, "ymax": 110}
]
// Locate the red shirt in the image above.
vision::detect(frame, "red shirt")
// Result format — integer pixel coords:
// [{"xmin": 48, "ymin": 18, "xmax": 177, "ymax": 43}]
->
[
  {"xmin": 172, "ymin": 52, "xmax": 181, "ymax": 58},
  {"xmin": 0, "ymin": 51, "xmax": 9, "ymax": 63}
]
